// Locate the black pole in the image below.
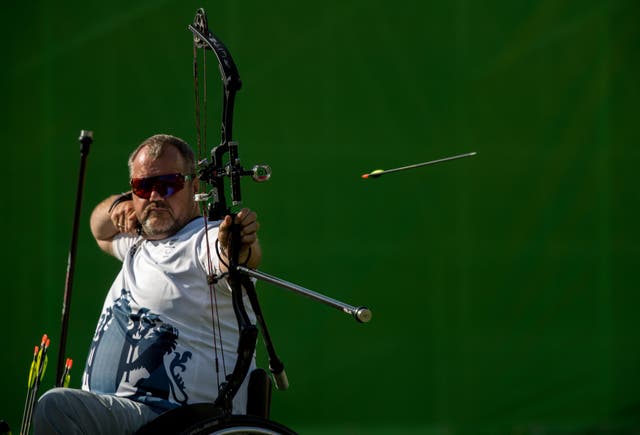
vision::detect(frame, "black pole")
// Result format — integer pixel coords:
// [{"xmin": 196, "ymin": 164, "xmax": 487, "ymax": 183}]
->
[{"xmin": 56, "ymin": 130, "xmax": 93, "ymax": 386}]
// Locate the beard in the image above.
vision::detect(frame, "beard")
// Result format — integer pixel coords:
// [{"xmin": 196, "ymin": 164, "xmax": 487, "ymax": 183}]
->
[{"xmin": 140, "ymin": 203, "xmax": 182, "ymax": 238}]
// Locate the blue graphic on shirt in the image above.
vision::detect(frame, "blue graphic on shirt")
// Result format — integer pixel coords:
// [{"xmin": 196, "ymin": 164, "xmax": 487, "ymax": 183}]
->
[{"xmin": 84, "ymin": 289, "xmax": 192, "ymax": 405}]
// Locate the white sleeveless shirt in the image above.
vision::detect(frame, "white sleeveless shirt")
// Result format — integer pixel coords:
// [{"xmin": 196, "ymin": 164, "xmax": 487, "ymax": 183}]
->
[{"xmin": 82, "ymin": 218, "xmax": 255, "ymax": 414}]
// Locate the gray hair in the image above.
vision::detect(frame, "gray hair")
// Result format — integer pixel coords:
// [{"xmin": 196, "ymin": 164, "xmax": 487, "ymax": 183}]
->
[{"xmin": 128, "ymin": 134, "xmax": 196, "ymax": 177}]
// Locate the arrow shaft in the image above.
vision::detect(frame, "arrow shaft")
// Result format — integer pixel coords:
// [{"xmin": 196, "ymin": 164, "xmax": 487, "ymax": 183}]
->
[{"xmin": 381, "ymin": 152, "xmax": 476, "ymax": 175}]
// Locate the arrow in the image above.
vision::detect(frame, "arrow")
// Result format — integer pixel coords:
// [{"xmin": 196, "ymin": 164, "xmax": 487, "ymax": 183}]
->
[
  {"xmin": 20, "ymin": 334, "xmax": 50, "ymax": 435},
  {"xmin": 62, "ymin": 358, "xmax": 73, "ymax": 388},
  {"xmin": 361, "ymin": 152, "xmax": 477, "ymax": 179}
]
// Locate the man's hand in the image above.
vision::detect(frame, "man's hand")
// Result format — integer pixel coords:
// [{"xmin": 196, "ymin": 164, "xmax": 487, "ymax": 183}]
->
[
  {"xmin": 110, "ymin": 200, "xmax": 138, "ymax": 235},
  {"xmin": 91, "ymin": 194, "xmax": 139, "ymax": 256},
  {"xmin": 218, "ymin": 208, "xmax": 262, "ymax": 269}
]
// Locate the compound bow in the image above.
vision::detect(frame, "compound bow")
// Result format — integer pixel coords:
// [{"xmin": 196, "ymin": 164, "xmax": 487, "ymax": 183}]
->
[{"xmin": 187, "ymin": 5, "xmax": 371, "ymax": 418}]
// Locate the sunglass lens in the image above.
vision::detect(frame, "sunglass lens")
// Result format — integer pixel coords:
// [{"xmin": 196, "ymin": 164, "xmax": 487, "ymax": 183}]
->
[
  {"xmin": 131, "ymin": 174, "xmax": 186, "ymax": 199},
  {"xmin": 158, "ymin": 174, "xmax": 184, "ymax": 198},
  {"xmin": 131, "ymin": 178, "xmax": 152, "ymax": 199}
]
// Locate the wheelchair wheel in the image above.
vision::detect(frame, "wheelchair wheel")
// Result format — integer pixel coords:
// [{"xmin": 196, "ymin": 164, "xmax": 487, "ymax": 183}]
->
[
  {"xmin": 135, "ymin": 404, "xmax": 296, "ymax": 435},
  {"xmin": 184, "ymin": 414, "xmax": 297, "ymax": 434}
]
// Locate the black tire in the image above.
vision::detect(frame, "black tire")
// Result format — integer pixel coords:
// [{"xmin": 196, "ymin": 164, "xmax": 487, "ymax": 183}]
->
[
  {"xmin": 183, "ymin": 414, "xmax": 297, "ymax": 435},
  {"xmin": 135, "ymin": 404, "xmax": 296, "ymax": 435}
]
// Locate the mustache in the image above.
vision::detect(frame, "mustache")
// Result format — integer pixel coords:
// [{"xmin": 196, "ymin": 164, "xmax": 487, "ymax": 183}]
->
[{"xmin": 141, "ymin": 201, "xmax": 170, "ymax": 219}]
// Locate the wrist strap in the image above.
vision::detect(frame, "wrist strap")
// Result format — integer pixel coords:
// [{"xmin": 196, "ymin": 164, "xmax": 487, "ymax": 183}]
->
[{"xmin": 108, "ymin": 192, "xmax": 133, "ymax": 213}]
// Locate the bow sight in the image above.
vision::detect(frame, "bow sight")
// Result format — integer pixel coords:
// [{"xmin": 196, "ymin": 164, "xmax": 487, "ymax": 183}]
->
[{"xmin": 195, "ymin": 143, "xmax": 273, "ymax": 220}]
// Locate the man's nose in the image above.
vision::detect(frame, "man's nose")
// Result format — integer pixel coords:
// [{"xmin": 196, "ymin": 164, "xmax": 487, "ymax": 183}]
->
[{"xmin": 149, "ymin": 188, "xmax": 164, "ymax": 201}]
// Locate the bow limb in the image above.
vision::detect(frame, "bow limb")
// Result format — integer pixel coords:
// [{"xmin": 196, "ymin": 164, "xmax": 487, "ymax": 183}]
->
[{"xmin": 189, "ymin": 9, "xmax": 243, "ymax": 218}]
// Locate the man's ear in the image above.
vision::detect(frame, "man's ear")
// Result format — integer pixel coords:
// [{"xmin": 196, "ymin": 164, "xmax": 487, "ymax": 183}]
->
[{"xmin": 192, "ymin": 178, "xmax": 200, "ymax": 193}]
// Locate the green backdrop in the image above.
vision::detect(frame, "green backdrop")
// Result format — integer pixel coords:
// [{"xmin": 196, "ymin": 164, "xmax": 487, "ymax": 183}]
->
[{"xmin": 1, "ymin": 0, "xmax": 638, "ymax": 433}]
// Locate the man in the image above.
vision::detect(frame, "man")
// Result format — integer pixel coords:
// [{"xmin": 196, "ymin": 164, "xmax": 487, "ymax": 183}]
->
[{"xmin": 34, "ymin": 134, "xmax": 262, "ymax": 434}]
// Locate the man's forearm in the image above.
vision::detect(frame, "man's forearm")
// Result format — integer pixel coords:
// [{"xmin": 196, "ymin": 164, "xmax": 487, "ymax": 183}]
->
[
  {"xmin": 90, "ymin": 194, "xmax": 121, "ymax": 242},
  {"xmin": 245, "ymin": 240, "xmax": 262, "ymax": 269},
  {"xmin": 219, "ymin": 239, "xmax": 262, "ymax": 272}
]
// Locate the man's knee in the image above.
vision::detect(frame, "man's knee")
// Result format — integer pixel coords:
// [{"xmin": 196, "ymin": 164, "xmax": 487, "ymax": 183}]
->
[
  {"xmin": 33, "ymin": 388, "xmax": 75, "ymax": 434},
  {"xmin": 33, "ymin": 388, "xmax": 160, "ymax": 435}
]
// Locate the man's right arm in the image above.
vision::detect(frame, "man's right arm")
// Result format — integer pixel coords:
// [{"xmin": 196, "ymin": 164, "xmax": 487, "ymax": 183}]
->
[{"xmin": 90, "ymin": 194, "xmax": 136, "ymax": 256}]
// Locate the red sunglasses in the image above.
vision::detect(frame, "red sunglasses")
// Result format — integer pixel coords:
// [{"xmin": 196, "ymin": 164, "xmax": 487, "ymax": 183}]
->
[{"xmin": 130, "ymin": 173, "xmax": 195, "ymax": 199}]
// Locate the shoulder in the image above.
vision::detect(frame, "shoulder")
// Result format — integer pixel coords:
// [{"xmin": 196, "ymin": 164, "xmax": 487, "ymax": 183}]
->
[
  {"xmin": 178, "ymin": 217, "xmax": 221, "ymax": 240},
  {"xmin": 180, "ymin": 217, "xmax": 222, "ymax": 238},
  {"xmin": 111, "ymin": 233, "xmax": 143, "ymax": 260}
]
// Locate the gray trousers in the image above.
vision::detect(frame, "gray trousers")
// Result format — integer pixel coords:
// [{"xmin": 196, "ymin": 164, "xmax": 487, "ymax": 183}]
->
[{"xmin": 33, "ymin": 388, "xmax": 162, "ymax": 435}]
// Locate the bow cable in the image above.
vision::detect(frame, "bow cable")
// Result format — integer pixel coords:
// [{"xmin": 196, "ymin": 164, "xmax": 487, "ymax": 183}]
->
[{"xmin": 193, "ymin": 30, "xmax": 227, "ymax": 388}]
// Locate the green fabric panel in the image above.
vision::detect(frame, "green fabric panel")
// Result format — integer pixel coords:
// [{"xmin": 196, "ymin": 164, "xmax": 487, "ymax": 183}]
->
[{"xmin": 1, "ymin": 0, "xmax": 638, "ymax": 433}]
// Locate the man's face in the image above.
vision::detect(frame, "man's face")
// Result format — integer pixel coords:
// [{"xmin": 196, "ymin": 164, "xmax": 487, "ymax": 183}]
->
[{"xmin": 130, "ymin": 145, "xmax": 199, "ymax": 240}]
